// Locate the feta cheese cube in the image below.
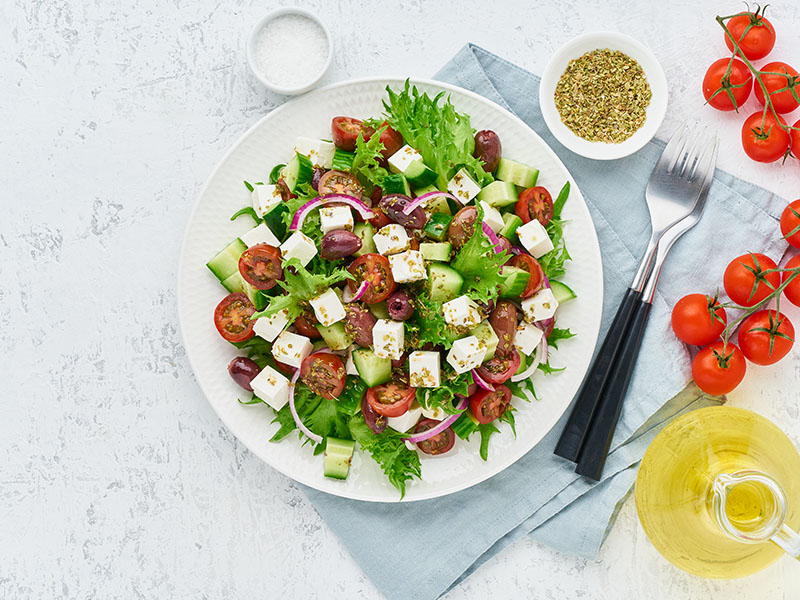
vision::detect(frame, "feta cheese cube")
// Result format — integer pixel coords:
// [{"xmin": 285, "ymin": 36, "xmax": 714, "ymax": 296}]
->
[
  {"xmin": 443, "ymin": 295, "xmax": 482, "ymax": 329},
  {"xmin": 372, "ymin": 319, "xmax": 404, "ymax": 360},
  {"xmin": 280, "ymin": 231, "xmax": 317, "ymax": 266},
  {"xmin": 421, "ymin": 403, "xmax": 447, "ymax": 421},
  {"xmin": 387, "ymin": 402, "xmax": 423, "ymax": 432},
  {"xmin": 271, "ymin": 331, "xmax": 312, "ymax": 369},
  {"xmin": 319, "ymin": 205, "xmax": 353, "ymax": 233},
  {"xmin": 345, "ymin": 347, "xmax": 359, "ymax": 376},
  {"xmin": 387, "ymin": 144, "xmax": 422, "ymax": 174},
  {"xmin": 253, "ymin": 309, "xmax": 289, "ymax": 342},
  {"xmin": 516, "ymin": 219, "xmax": 555, "ymax": 258},
  {"xmin": 251, "ymin": 184, "xmax": 283, "ymax": 217},
  {"xmin": 293, "ymin": 137, "xmax": 336, "ymax": 169},
  {"xmin": 373, "ymin": 223, "xmax": 410, "ymax": 255},
  {"xmin": 239, "ymin": 222, "xmax": 281, "ymax": 248},
  {"xmin": 389, "ymin": 250, "xmax": 427, "ymax": 283},
  {"xmin": 514, "ymin": 321, "xmax": 544, "ymax": 355},
  {"xmin": 479, "ymin": 200, "xmax": 504, "ymax": 233},
  {"xmin": 250, "ymin": 365, "xmax": 290, "ymax": 411},
  {"xmin": 521, "ymin": 288, "xmax": 559, "ymax": 323},
  {"xmin": 446, "ymin": 335, "xmax": 486, "ymax": 374},
  {"xmin": 310, "ymin": 288, "xmax": 346, "ymax": 327},
  {"xmin": 409, "ymin": 351, "xmax": 441, "ymax": 388},
  {"xmin": 447, "ymin": 168, "xmax": 481, "ymax": 204}
]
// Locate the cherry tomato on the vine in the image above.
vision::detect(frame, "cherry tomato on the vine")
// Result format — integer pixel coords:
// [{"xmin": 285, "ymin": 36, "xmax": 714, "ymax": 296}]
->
[
  {"xmin": 754, "ymin": 62, "xmax": 800, "ymax": 114},
  {"xmin": 671, "ymin": 293, "xmax": 727, "ymax": 346},
  {"xmin": 780, "ymin": 200, "xmax": 800, "ymax": 249},
  {"xmin": 692, "ymin": 341, "xmax": 747, "ymax": 396},
  {"xmin": 741, "ymin": 111, "xmax": 790, "ymax": 163},
  {"xmin": 702, "ymin": 58, "xmax": 753, "ymax": 111},
  {"xmin": 738, "ymin": 310, "xmax": 795, "ymax": 366},
  {"xmin": 724, "ymin": 11, "xmax": 776, "ymax": 61},
  {"xmin": 782, "ymin": 255, "xmax": 800, "ymax": 308},
  {"xmin": 723, "ymin": 253, "xmax": 780, "ymax": 307}
]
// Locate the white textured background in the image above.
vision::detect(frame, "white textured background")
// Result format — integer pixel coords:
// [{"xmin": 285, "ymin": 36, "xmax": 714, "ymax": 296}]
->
[{"xmin": 2, "ymin": 0, "xmax": 800, "ymax": 598}]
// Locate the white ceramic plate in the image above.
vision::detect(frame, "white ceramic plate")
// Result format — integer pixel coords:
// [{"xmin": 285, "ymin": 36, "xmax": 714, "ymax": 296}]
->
[{"xmin": 177, "ymin": 78, "xmax": 603, "ymax": 502}]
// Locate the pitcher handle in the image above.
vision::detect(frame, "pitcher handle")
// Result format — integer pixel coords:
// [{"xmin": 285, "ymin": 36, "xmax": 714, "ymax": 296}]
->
[{"xmin": 771, "ymin": 524, "xmax": 800, "ymax": 559}]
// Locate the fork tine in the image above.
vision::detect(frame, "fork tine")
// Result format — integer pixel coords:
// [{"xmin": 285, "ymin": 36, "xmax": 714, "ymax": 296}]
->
[
  {"xmin": 677, "ymin": 127, "xmax": 706, "ymax": 177},
  {"xmin": 659, "ymin": 122, "xmax": 689, "ymax": 172},
  {"xmin": 689, "ymin": 134, "xmax": 717, "ymax": 182},
  {"xmin": 668, "ymin": 125, "xmax": 699, "ymax": 173}
]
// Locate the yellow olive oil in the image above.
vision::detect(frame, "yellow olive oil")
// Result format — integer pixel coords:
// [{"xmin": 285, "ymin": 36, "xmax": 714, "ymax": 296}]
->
[{"xmin": 635, "ymin": 406, "xmax": 800, "ymax": 578}]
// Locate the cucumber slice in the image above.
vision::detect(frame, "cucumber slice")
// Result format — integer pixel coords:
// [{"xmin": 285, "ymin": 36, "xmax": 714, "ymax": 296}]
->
[
  {"xmin": 419, "ymin": 242, "xmax": 451, "ymax": 262},
  {"xmin": 283, "ymin": 152, "xmax": 314, "ymax": 193},
  {"xmin": 243, "ymin": 282, "xmax": 269, "ymax": 311},
  {"xmin": 451, "ymin": 410, "xmax": 480, "ymax": 440},
  {"xmin": 331, "ymin": 148, "xmax": 355, "ymax": 171},
  {"xmin": 316, "ymin": 322, "xmax": 353, "ymax": 351},
  {"xmin": 495, "ymin": 158, "xmax": 539, "ymax": 189},
  {"xmin": 352, "ymin": 222, "xmax": 376, "ymax": 257},
  {"xmin": 368, "ymin": 301, "xmax": 389, "ymax": 320},
  {"xmin": 549, "ymin": 280, "xmax": 577, "ymax": 304},
  {"xmin": 514, "ymin": 352, "xmax": 529, "ymax": 375},
  {"xmin": 498, "ymin": 266, "xmax": 531, "ymax": 298},
  {"xmin": 404, "ymin": 159, "xmax": 438, "ymax": 187},
  {"xmin": 499, "ymin": 213, "xmax": 523, "ymax": 240},
  {"xmin": 476, "ymin": 180, "xmax": 518, "ymax": 208},
  {"xmin": 323, "ymin": 437, "xmax": 355, "ymax": 480},
  {"xmin": 263, "ymin": 202, "xmax": 288, "ymax": 240},
  {"xmin": 423, "ymin": 213, "xmax": 453, "ymax": 241},
  {"xmin": 470, "ymin": 321, "xmax": 499, "ymax": 362},
  {"xmin": 352, "ymin": 349, "xmax": 392, "ymax": 387},
  {"xmin": 427, "ymin": 263, "xmax": 463, "ymax": 302},
  {"xmin": 268, "ymin": 163, "xmax": 286, "ymax": 184},
  {"xmin": 207, "ymin": 238, "xmax": 247, "ymax": 280},
  {"xmin": 221, "ymin": 271, "xmax": 245, "ymax": 293},
  {"xmin": 382, "ymin": 173, "xmax": 412, "ymax": 196}
]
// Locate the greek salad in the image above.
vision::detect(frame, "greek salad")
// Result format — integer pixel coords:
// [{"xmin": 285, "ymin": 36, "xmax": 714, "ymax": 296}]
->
[{"xmin": 207, "ymin": 82, "xmax": 575, "ymax": 496}]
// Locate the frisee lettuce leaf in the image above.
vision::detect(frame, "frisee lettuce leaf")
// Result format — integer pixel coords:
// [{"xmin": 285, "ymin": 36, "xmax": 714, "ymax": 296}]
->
[
  {"xmin": 382, "ymin": 81, "xmax": 492, "ymax": 190},
  {"xmin": 547, "ymin": 327, "xmax": 575, "ymax": 350},
  {"xmin": 406, "ymin": 293, "xmax": 459, "ymax": 349},
  {"xmin": 350, "ymin": 126, "xmax": 388, "ymax": 192},
  {"xmin": 416, "ymin": 367, "xmax": 472, "ymax": 415},
  {"xmin": 450, "ymin": 204, "xmax": 509, "ymax": 303}
]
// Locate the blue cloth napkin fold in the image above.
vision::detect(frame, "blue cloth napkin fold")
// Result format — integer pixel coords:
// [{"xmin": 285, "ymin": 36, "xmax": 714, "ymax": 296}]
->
[{"xmin": 302, "ymin": 44, "xmax": 788, "ymax": 600}]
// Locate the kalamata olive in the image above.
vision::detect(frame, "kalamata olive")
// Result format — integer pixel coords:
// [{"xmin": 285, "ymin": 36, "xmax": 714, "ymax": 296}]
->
[
  {"xmin": 490, "ymin": 300, "xmax": 519, "ymax": 355},
  {"xmin": 379, "ymin": 194, "xmax": 427, "ymax": 229},
  {"xmin": 386, "ymin": 290, "xmax": 414, "ymax": 321},
  {"xmin": 311, "ymin": 167, "xmax": 325, "ymax": 191},
  {"xmin": 228, "ymin": 357, "xmax": 262, "ymax": 392},
  {"xmin": 473, "ymin": 130, "xmax": 502, "ymax": 172},
  {"xmin": 391, "ymin": 352, "xmax": 407, "ymax": 368},
  {"xmin": 361, "ymin": 395, "xmax": 387, "ymax": 434},
  {"xmin": 447, "ymin": 205, "xmax": 477, "ymax": 250},
  {"xmin": 320, "ymin": 230, "xmax": 362, "ymax": 260},
  {"xmin": 344, "ymin": 303, "xmax": 377, "ymax": 347},
  {"xmin": 455, "ymin": 382, "xmax": 478, "ymax": 401},
  {"xmin": 496, "ymin": 236, "xmax": 512, "ymax": 255}
]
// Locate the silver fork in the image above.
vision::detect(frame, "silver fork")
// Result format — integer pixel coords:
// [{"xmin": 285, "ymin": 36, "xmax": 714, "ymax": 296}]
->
[{"xmin": 554, "ymin": 124, "xmax": 719, "ymax": 468}]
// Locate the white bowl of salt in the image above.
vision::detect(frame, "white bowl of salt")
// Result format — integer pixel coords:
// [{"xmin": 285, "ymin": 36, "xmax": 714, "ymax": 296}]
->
[{"xmin": 247, "ymin": 8, "xmax": 333, "ymax": 96}]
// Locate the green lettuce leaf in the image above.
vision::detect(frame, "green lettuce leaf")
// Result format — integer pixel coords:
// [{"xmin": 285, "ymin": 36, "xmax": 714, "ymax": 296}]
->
[
  {"xmin": 450, "ymin": 204, "xmax": 509, "ymax": 303},
  {"xmin": 538, "ymin": 217, "xmax": 571, "ymax": 280},
  {"xmin": 406, "ymin": 293, "xmax": 460, "ymax": 350},
  {"xmin": 547, "ymin": 327, "xmax": 576, "ymax": 350},
  {"xmin": 350, "ymin": 127, "xmax": 388, "ymax": 192},
  {"xmin": 416, "ymin": 367, "xmax": 472, "ymax": 415}
]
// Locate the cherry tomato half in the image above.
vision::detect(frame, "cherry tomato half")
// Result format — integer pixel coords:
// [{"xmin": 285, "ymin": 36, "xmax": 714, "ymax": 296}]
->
[
  {"xmin": 781, "ymin": 254, "xmax": 800, "ymax": 307},
  {"xmin": 347, "ymin": 253, "xmax": 396, "ymax": 304},
  {"xmin": 692, "ymin": 341, "xmax": 747, "ymax": 396},
  {"xmin": 780, "ymin": 200, "xmax": 800, "ymax": 249},
  {"xmin": 671, "ymin": 293, "xmax": 727, "ymax": 346},
  {"xmin": 724, "ymin": 12, "xmax": 776, "ymax": 61},
  {"xmin": 476, "ymin": 348, "xmax": 521, "ymax": 384},
  {"xmin": 508, "ymin": 253, "xmax": 545, "ymax": 299},
  {"xmin": 515, "ymin": 186, "xmax": 554, "ymax": 226},
  {"xmin": 738, "ymin": 310, "xmax": 795, "ymax": 366},
  {"xmin": 331, "ymin": 116, "xmax": 370, "ymax": 152},
  {"xmin": 754, "ymin": 62, "xmax": 800, "ymax": 114},
  {"xmin": 723, "ymin": 253, "xmax": 780, "ymax": 307},
  {"xmin": 238, "ymin": 243, "xmax": 283, "ymax": 290},
  {"xmin": 294, "ymin": 308, "xmax": 322, "ymax": 339},
  {"xmin": 414, "ymin": 419, "xmax": 456, "ymax": 455},
  {"xmin": 318, "ymin": 169, "xmax": 363, "ymax": 198},
  {"xmin": 702, "ymin": 58, "xmax": 753, "ymax": 111},
  {"xmin": 741, "ymin": 111, "xmax": 790, "ymax": 163},
  {"xmin": 300, "ymin": 353, "xmax": 346, "ymax": 399},
  {"xmin": 373, "ymin": 122, "xmax": 404, "ymax": 161},
  {"xmin": 469, "ymin": 385, "xmax": 512, "ymax": 424},
  {"xmin": 366, "ymin": 382, "xmax": 416, "ymax": 418},
  {"xmin": 213, "ymin": 293, "xmax": 256, "ymax": 343},
  {"xmin": 368, "ymin": 206, "xmax": 392, "ymax": 229}
]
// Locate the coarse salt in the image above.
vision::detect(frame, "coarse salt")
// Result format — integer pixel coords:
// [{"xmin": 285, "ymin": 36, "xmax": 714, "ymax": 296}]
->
[{"xmin": 255, "ymin": 15, "xmax": 328, "ymax": 89}]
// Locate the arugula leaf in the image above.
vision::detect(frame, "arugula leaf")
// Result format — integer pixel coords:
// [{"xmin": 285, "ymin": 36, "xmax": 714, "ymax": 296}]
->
[
  {"xmin": 230, "ymin": 206, "xmax": 263, "ymax": 225},
  {"xmin": 349, "ymin": 415, "xmax": 422, "ymax": 498},
  {"xmin": 553, "ymin": 181, "xmax": 570, "ymax": 219},
  {"xmin": 499, "ymin": 408, "xmax": 516, "ymax": 438},
  {"xmin": 350, "ymin": 127, "xmax": 388, "ymax": 192},
  {"xmin": 538, "ymin": 217, "xmax": 571, "ymax": 280},
  {"xmin": 243, "ymin": 180, "xmax": 256, "ymax": 192},
  {"xmin": 416, "ymin": 367, "xmax": 472, "ymax": 415},
  {"xmin": 269, "ymin": 381, "xmax": 357, "ymax": 444},
  {"xmin": 506, "ymin": 376, "xmax": 536, "ymax": 401},
  {"xmin": 450, "ymin": 204, "xmax": 509, "ymax": 303},
  {"xmin": 407, "ymin": 293, "xmax": 459, "ymax": 349},
  {"xmin": 547, "ymin": 327, "xmax": 576, "ymax": 350},
  {"xmin": 383, "ymin": 81, "xmax": 492, "ymax": 189},
  {"xmin": 538, "ymin": 358, "xmax": 565, "ymax": 376},
  {"xmin": 477, "ymin": 422, "xmax": 500, "ymax": 461},
  {"xmin": 269, "ymin": 164, "xmax": 286, "ymax": 185}
]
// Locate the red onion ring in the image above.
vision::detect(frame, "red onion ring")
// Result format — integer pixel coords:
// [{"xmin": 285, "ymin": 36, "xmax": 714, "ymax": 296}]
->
[
  {"xmin": 288, "ymin": 368, "xmax": 323, "ymax": 445},
  {"xmin": 471, "ymin": 368, "xmax": 495, "ymax": 391},
  {"xmin": 341, "ymin": 280, "xmax": 369, "ymax": 303},
  {"xmin": 289, "ymin": 194, "xmax": 375, "ymax": 231},
  {"xmin": 510, "ymin": 245, "xmax": 525, "ymax": 255},
  {"xmin": 402, "ymin": 191, "xmax": 458, "ymax": 215},
  {"xmin": 481, "ymin": 222, "xmax": 504, "ymax": 254},
  {"xmin": 402, "ymin": 396, "xmax": 469, "ymax": 444},
  {"xmin": 510, "ymin": 334, "xmax": 548, "ymax": 383}
]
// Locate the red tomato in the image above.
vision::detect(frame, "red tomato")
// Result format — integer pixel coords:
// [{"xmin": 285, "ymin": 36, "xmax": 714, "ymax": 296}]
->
[
  {"xmin": 741, "ymin": 111, "xmax": 790, "ymax": 163},
  {"xmin": 373, "ymin": 122, "xmax": 404, "ymax": 161},
  {"xmin": 318, "ymin": 170, "xmax": 363, "ymax": 197},
  {"xmin": 414, "ymin": 419, "xmax": 456, "ymax": 455},
  {"xmin": 754, "ymin": 62, "xmax": 800, "ymax": 114},
  {"xmin": 331, "ymin": 116, "xmax": 369, "ymax": 152},
  {"xmin": 475, "ymin": 348, "xmax": 521, "ymax": 384},
  {"xmin": 723, "ymin": 253, "xmax": 780, "ymax": 307},
  {"xmin": 692, "ymin": 341, "xmax": 747, "ymax": 395},
  {"xmin": 780, "ymin": 200, "xmax": 800, "ymax": 248},
  {"xmin": 671, "ymin": 293, "xmax": 727, "ymax": 346},
  {"xmin": 238, "ymin": 243, "xmax": 283, "ymax": 290},
  {"xmin": 368, "ymin": 206, "xmax": 392, "ymax": 229},
  {"xmin": 469, "ymin": 385, "xmax": 512, "ymax": 424},
  {"xmin": 213, "ymin": 293, "xmax": 256, "ymax": 343},
  {"xmin": 792, "ymin": 118, "xmax": 800, "ymax": 160},
  {"xmin": 366, "ymin": 382, "xmax": 416, "ymax": 417},
  {"xmin": 508, "ymin": 253, "xmax": 545, "ymax": 299},
  {"xmin": 724, "ymin": 12, "xmax": 776, "ymax": 61},
  {"xmin": 702, "ymin": 58, "xmax": 753, "ymax": 111},
  {"xmin": 515, "ymin": 186, "xmax": 554, "ymax": 226},
  {"xmin": 300, "ymin": 353, "xmax": 346, "ymax": 399},
  {"xmin": 294, "ymin": 309, "xmax": 322, "ymax": 339},
  {"xmin": 347, "ymin": 253, "xmax": 395, "ymax": 304},
  {"xmin": 274, "ymin": 359, "xmax": 296, "ymax": 377},
  {"xmin": 738, "ymin": 310, "xmax": 795, "ymax": 366},
  {"xmin": 782, "ymin": 255, "xmax": 800, "ymax": 307}
]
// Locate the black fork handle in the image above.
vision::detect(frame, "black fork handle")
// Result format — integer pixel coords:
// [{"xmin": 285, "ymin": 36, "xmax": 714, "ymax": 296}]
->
[{"xmin": 553, "ymin": 288, "xmax": 642, "ymax": 462}]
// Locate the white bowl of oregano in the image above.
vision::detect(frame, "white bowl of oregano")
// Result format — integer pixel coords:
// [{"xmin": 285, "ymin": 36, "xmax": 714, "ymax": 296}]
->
[{"xmin": 539, "ymin": 31, "xmax": 668, "ymax": 160}]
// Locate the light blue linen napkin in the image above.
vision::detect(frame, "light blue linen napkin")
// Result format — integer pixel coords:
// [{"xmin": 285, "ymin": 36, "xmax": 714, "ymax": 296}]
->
[{"xmin": 302, "ymin": 44, "xmax": 788, "ymax": 600}]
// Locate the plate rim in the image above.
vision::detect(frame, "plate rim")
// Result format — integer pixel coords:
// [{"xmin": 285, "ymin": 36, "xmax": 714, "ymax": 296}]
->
[{"xmin": 177, "ymin": 76, "xmax": 604, "ymax": 502}]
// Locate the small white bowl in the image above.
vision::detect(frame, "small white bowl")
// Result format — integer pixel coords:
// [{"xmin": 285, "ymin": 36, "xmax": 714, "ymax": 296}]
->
[
  {"xmin": 246, "ymin": 8, "xmax": 333, "ymax": 96},
  {"xmin": 539, "ymin": 32, "xmax": 668, "ymax": 160}
]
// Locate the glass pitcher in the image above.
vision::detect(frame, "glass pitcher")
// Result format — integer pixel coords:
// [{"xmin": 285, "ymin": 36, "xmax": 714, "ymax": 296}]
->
[{"xmin": 635, "ymin": 406, "xmax": 800, "ymax": 578}]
